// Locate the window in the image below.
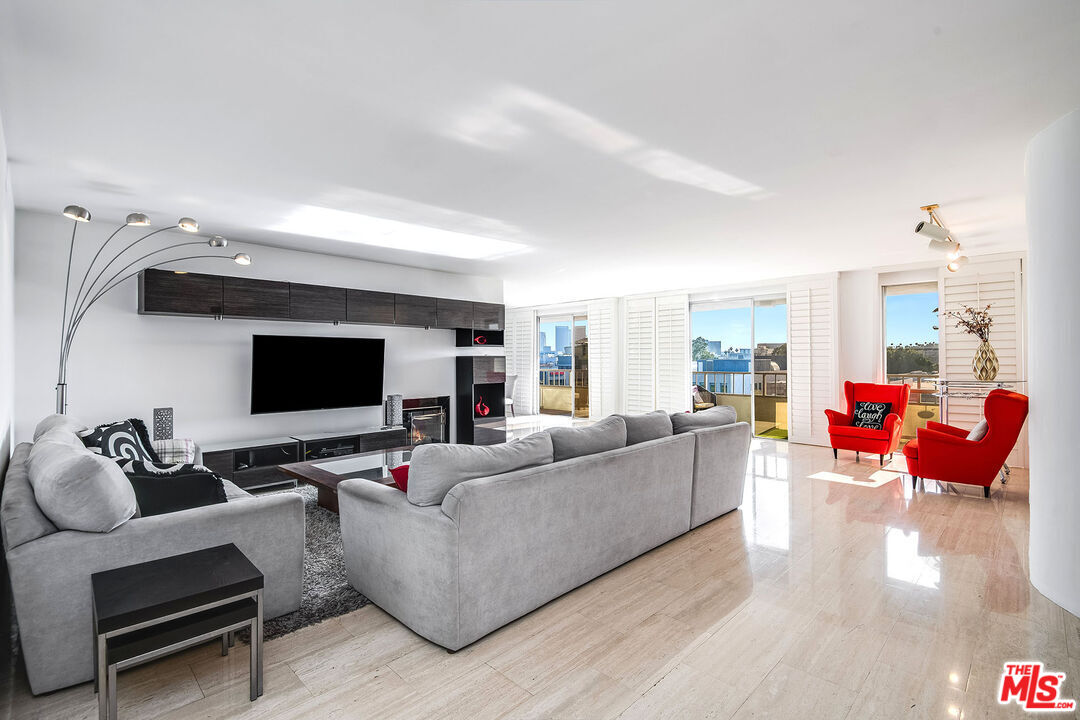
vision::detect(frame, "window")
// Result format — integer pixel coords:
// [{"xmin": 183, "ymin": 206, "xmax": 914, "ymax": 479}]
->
[{"xmin": 884, "ymin": 282, "xmax": 940, "ymax": 442}]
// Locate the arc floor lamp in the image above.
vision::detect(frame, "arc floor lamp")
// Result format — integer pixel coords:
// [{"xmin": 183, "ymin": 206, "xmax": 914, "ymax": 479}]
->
[{"xmin": 55, "ymin": 205, "xmax": 253, "ymax": 414}]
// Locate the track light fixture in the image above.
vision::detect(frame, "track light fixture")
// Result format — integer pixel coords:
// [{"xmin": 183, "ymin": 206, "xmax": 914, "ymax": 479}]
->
[
  {"xmin": 917, "ymin": 204, "xmax": 968, "ymax": 273},
  {"xmin": 916, "ymin": 221, "xmax": 951, "ymax": 243},
  {"xmin": 946, "ymin": 256, "xmax": 969, "ymax": 273}
]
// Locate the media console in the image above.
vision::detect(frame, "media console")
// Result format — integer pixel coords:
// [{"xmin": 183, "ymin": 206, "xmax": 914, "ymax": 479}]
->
[{"xmin": 202, "ymin": 426, "xmax": 408, "ymax": 492}]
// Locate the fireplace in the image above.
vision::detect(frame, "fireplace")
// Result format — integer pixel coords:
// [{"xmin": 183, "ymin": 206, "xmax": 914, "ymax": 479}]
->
[{"xmin": 402, "ymin": 396, "xmax": 450, "ymax": 445}]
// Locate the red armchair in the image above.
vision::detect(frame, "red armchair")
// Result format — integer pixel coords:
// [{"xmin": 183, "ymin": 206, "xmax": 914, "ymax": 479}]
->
[
  {"xmin": 903, "ymin": 389, "xmax": 1028, "ymax": 498},
  {"xmin": 825, "ymin": 381, "xmax": 910, "ymax": 465}
]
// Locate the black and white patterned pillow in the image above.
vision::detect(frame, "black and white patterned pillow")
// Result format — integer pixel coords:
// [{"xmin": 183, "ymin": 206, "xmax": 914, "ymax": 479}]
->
[
  {"xmin": 79, "ymin": 419, "xmax": 160, "ymax": 462},
  {"xmin": 852, "ymin": 401, "xmax": 892, "ymax": 430}
]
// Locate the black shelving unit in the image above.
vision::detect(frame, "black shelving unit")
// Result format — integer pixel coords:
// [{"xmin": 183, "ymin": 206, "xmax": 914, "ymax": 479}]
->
[
  {"xmin": 455, "ymin": 328, "xmax": 504, "ymax": 347},
  {"xmin": 455, "ymin": 356, "xmax": 506, "ymax": 445}
]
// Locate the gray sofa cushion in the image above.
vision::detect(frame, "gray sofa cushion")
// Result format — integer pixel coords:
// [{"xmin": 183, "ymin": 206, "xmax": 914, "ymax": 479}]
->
[
  {"xmin": 32, "ymin": 414, "xmax": 87, "ymax": 442},
  {"xmin": 616, "ymin": 410, "xmax": 673, "ymax": 445},
  {"xmin": 670, "ymin": 405, "xmax": 738, "ymax": 434},
  {"xmin": 407, "ymin": 432, "xmax": 554, "ymax": 507},
  {"xmin": 0, "ymin": 443, "xmax": 58, "ymax": 551},
  {"xmin": 26, "ymin": 429, "xmax": 138, "ymax": 532},
  {"xmin": 547, "ymin": 415, "xmax": 627, "ymax": 462}
]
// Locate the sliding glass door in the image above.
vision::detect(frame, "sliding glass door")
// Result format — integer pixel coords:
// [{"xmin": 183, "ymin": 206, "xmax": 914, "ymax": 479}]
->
[
  {"xmin": 690, "ymin": 300, "xmax": 752, "ymax": 425},
  {"xmin": 538, "ymin": 314, "xmax": 589, "ymax": 417},
  {"xmin": 690, "ymin": 295, "xmax": 788, "ymax": 439},
  {"xmin": 753, "ymin": 297, "xmax": 788, "ymax": 439}
]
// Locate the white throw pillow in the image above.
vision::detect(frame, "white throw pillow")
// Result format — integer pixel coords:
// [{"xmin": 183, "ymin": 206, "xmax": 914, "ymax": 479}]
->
[
  {"xmin": 27, "ymin": 429, "xmax": 137, "ymax": 532},
  {"xmin": 966, "ymin": 419, "xmax": 989, "ymax": 442}
]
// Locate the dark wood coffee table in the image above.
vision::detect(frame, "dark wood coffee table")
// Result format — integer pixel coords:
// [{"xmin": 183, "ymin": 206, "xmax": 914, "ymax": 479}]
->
[{"xmin": 279, "ymin": 444, "xmax": 414, "ymax": 512}]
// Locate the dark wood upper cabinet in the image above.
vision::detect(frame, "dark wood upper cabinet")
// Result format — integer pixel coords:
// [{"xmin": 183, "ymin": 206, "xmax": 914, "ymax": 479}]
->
[
  {"xmin": 473, "ymin": 302, "xmax": 505, "ymax": 331},
  {"xmin": 290, "ymin": 283, "xmax": 346, "ymax": 322},
  {"xmin": 346, "ymin": 290, "xmax": 395, "ymax": 325},
  {"xmin": 139, "ymin": 268, "xmax": 504, "ymax": 333},
  {"xmin": 222, "ymin": 277, "xmax": 290, "ymax": 319},
  {"xmin": 394, "ymin": 294, "xmax": 437, "ymax": 327},
  {"xmin": 436, "ymin": 298, "xmax": 473, "ymax": 329},
  {"xmin": 139, "ymin": 269, "xmax": 223, "ymax": 317}
]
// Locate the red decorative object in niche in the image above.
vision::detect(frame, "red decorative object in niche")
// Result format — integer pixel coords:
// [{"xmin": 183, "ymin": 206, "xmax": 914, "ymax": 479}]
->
[
  {"xmin": 475, "ymin": 395, "xmax": 490, "ymax": 417},
  {"xmin": 474, "ymin": 335, "xmax": 487, "ymax": 345}
]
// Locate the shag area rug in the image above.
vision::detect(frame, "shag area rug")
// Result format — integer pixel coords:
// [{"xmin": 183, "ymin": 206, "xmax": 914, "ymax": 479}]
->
[{"xmin": 259, "ymin": 484, "xmax": 370, "ymax": 639}]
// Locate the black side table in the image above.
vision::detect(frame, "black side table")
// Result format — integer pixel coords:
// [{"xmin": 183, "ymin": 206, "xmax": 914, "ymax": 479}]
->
[{"xmin": 91, "ymin": 544, "xmax": 264, "ymax": 720}]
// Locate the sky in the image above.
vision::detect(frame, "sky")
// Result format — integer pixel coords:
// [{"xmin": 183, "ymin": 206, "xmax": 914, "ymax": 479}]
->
[
  {"xmin": 884, "ymin": 292, "xmax": 940, "ymax": 346},
  {"xmin": 691, "ymin": 304, "xmax": 787, "ymax": 349}
]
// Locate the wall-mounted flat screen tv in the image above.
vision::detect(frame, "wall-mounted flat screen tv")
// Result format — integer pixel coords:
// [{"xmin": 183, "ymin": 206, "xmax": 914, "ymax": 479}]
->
[{"xmin": 250, "ymin": 335, "xmax": 385, "ymax": 414}]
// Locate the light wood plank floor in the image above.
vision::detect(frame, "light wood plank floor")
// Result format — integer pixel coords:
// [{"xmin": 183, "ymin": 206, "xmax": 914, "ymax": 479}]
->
[{"xmin": 3, "ymin": 439, "xmax": 1076, "ymax": 719}]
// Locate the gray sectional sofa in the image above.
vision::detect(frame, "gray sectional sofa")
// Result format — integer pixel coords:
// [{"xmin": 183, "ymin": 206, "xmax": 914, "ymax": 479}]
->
[
  {"xmin": 0, "ymin": 417, "xmax": 305, "ymax": 695},
  {"xmin": 339, "ymin": 407, "xmax": 751, "ymax": 651}
]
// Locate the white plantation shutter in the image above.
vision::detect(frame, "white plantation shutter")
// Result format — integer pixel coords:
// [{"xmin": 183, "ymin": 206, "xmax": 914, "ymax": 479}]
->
[
  {"xmin": 939, "ymin": 257, "xmax": 1026, "ymax": 465},
  {"xmin": 656, "ymin": 294, "xmax": 691, "ymax": 412},
  {"xmin": 586, "ymin": 298, "xmax": 618, "ymax": 418},
  {"xmin": 505, "ymin": 308, "xmax": 537, "ymax": 415},
  {"xmin": 787, "ymin": 275, "xmax": 839, "ymax": 446},
  {"xmin": 623, "ymin": 297, "xmax": 657, "ymax": 413}
]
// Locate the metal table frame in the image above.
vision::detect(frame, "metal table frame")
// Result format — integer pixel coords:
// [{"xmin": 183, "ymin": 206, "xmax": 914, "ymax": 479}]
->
[
  {"xmin": 93, "ymin": 589, "xmax": 263, "ymax": 720},
  {"xmin": 933, "ymin": 378, "xmax": 1027, "ymax": 485}
]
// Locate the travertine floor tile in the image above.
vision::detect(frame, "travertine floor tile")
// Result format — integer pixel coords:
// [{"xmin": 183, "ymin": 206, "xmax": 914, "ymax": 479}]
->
[
  {"xmin": 618, "ymin": 663, "xmax": 747, "ymax": 720},
  {"xmin": 730, "ymin": 663, "xmax": 856, "ymax": 720}
]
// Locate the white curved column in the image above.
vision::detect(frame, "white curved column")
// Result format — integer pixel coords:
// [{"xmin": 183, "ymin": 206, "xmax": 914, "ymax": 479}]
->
[{"xmin": 1026, "ymin": 108, "xmax": 1080, "ymax": 616}]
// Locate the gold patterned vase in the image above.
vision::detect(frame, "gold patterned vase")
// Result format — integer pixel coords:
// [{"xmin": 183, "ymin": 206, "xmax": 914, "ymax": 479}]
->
[{"xmin": 972, "ymin": 340, "xmax": 999, "ymax": 381}]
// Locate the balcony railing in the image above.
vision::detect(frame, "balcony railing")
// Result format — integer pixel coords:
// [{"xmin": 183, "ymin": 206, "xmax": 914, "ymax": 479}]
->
[
  {"xmin": 539, "ymin": 369, "xmax": 570, "ymax": 386},
  {"xmin": 539, "ymin": 369, "xmax": 588, "ymax": 388},
  {"xmin": 886, "ymin": 373, "xmax": 941, "ymax": 441},
  {"xmin": 692, "ymin": 370, "xmax": 787, "ymax": 398},
  {"xmin": 692, "ymin": 370, "xmax": 788, "ymax": 438}
]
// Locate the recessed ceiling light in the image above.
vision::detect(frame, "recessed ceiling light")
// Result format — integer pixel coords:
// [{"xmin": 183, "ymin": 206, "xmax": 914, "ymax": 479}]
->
[{"xmin": 272, "ymin": 206, "xmax": 528, "ymax": 260}]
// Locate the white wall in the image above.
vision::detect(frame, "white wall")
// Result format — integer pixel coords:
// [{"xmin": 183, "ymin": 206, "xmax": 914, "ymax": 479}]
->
[
  {"xmin": 1026, "ymin": 108, "xmax": 1080, "ymax": 618},
  {"xmin": 0, "ymin": 110, "xmax": 14, "ymax": 469},
  {"xmin": 12, "ymin": 209, "xmax": 502, "ymax": 445},
  {"xmin": 837, "ymin": 269, "xmax": 882, "ymax": 385}
]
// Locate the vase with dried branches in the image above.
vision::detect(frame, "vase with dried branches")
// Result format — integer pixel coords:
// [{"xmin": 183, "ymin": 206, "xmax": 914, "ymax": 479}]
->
[{"xmin": 945, "ymin": 304, "xmax": 998, "ymax": 380}]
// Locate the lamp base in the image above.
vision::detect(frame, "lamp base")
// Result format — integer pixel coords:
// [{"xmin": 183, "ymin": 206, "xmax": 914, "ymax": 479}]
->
[{"xmin": 55, "ymin": 383, "xmax": 67, "ymax": 415}]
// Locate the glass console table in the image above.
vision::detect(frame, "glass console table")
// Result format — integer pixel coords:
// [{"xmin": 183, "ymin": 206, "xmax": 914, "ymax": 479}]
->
[
  {"xmin": 934, "ymin": 379, "xmax": 1027, "ymax": 421},
  {"xmin": 933, "ymin": 379, "xmax": 1027, "ymax": 484}
]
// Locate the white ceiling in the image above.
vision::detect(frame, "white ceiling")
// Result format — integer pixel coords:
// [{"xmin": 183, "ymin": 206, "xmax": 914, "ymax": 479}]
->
[{"xmin": 1, "ymin": 1, "xmax": 1078, "ymax": 307}]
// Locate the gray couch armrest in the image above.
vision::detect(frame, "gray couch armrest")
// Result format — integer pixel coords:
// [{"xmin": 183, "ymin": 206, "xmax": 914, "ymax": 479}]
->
[
  {"xmin": 6, "ymin": 492, "xmax": 304, "ymax": 695},
  {"xmin": 689, "ymin": 421, "xmax": 751, "ymax": 528},
  {"xmin": 337, "ymin": 479, "xmax": 460, "ymax": 649}
]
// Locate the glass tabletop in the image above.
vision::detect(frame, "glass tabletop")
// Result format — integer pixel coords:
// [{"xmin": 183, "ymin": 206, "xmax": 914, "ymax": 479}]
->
[{"xmin": 312, "ymin": 448, "xmax": 412, "ymax": 480}]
